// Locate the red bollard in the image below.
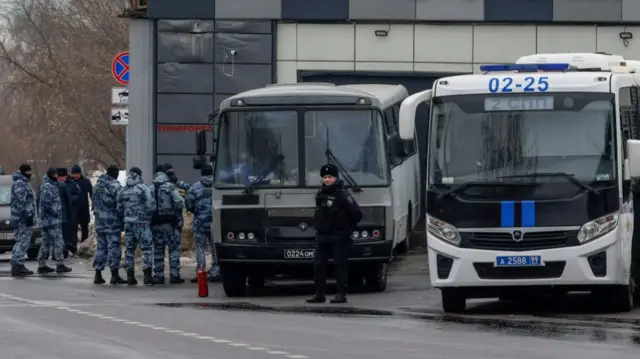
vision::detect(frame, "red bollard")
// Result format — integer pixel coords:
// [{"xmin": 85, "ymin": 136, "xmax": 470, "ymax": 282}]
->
[{"xmin": 197, "ymin": 265, "xmax": 209, "ymax": 298}]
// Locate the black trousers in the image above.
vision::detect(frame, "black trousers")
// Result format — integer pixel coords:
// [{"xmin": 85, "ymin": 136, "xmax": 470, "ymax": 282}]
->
[
  {"xmin": 313, "ymin": 240, "xmax": 350, "ymax": 296},
  {"xmin": 78, "ymin": 222, "xmax": 89, "ymax": 241}
]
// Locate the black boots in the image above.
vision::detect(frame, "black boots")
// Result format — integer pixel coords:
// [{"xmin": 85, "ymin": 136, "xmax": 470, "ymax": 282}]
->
[
  {"xmin": 126, "ymin": 270, "xmax": 137, "ymax": 285},
  {"xmin": 56, "ymin": 265, "xmax": 72, "ymax": 274},
  {"xmin": 306, "ymin": 293, "xmax": 347, "ymax": 304},
  {"xmin": 306, "ymin": 293, "xmax": 326, "ymax": 303},
  {"xmin": 110, "ymin": 270, "xmax": 127, "ymax": 284},
  {"xmin": 37, "ymin": 266, "xmax": 55, "ymax": 274},
  {"xmin": 11, "ymin": 265, "xmax": 34, "ymax": 277},
  {"xmin": 143, "ymin": 268, "xmax": 152, "ymax": 285},
  {"xmin": 170, "ymin": 276, "xmax": 185, "ymax": 284},
  {"xmin": 330, "ymin": 294, "xmax": 347, "ymax": 304},
  {"xmin": 93, "ymin": 270, "xmax": 105, "ymax": 284},
  {"xmin": 151, "ymin": 276, "xmax": 165, "ymax": 285}
]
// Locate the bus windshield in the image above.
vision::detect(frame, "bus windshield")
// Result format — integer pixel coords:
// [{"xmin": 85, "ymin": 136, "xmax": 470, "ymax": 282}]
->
[
  {"xmin": 428, "ymin": 92, "xmax": 616, "ymax": 186},
  {"xmin": 304, "ymin": 109, "xmax": 389, "ymax": 186},
  {"xmin": 215, "ymin": 111, "xmax": 299, "ymax": 188}
]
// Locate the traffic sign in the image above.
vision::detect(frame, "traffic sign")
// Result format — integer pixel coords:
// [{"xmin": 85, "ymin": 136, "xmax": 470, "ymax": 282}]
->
[
  {"xmin": 111, "ymin": 108, "xmax": 129, "ymax": 125},
  {"xmin": 111, "ymin": 87, "xmax": 128, "ymax": 105},
  {"xmin": 111, "ymin": 51, "xmax": 129, "ymax": 85}
]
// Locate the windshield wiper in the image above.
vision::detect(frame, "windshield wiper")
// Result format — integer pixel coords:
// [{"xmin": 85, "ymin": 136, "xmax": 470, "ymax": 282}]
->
[
  {"xmin": 437, "ymin": 181, "xmax": 538, "ymax": 199},
  {"xmin": 243, "ymin": 154, "xmax": 284, "ymax": 194},
  {"xmin": 325, "ymin": 149, "xmax": 362, "ymax": 192},
  {"xmin": 498, "ymin": 172, "xmax": 599, "ymax": 195}
]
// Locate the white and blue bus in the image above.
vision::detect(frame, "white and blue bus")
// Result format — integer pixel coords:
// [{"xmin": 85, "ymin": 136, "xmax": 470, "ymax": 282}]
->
[{"xmin": 399, "ymin": 52, "xmax": 640, "ymax": 313}]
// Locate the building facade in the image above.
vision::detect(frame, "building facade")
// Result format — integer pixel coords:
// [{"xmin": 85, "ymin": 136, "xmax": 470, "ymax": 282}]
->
[{"xmin": 125, "ymin": 0, "xmax": 640, "ymax": 183}]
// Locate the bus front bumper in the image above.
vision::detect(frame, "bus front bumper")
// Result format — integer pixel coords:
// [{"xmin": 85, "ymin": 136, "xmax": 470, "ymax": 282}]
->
[
  {"xmin": 429, "ymin": 229, "xmax": 628, "ymax": 288},
  {"xmin": 215, "ymin": 239, "xmax": 393, "ymax": 264}
]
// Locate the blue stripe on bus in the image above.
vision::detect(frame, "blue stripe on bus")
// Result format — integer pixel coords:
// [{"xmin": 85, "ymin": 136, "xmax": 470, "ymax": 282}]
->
[
  {"xmin": 501, "ymin": 201, "xmax": 515, "ymax": 227},
  {"xmin": 521, "ymin": 201, "xmax": 535, "ymax": 227}
]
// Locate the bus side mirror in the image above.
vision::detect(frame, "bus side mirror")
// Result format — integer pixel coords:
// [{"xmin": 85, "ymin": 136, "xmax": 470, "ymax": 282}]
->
[
  {"xmin": 399, "ymin": 89, "xmax": 432, "ymax": 140},
  {"xmin": 195, "ymin": 130, "xmax": 207, "ymax": 155},
  {"xmin": 627, "ymin": 140, "xmax": 640, "ymax": 178}
]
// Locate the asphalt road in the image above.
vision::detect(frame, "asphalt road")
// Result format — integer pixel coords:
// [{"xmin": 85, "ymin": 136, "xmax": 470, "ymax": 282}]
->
[{"xmin": 0, "ymin": 256, "xmax": 639, "ymax": 358}]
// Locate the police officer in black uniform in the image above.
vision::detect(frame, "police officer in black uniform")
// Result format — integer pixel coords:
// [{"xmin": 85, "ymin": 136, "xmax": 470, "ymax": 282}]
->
[{"xmin": 307, "ymin": 164, "xmax": 362, "ymax": 304}]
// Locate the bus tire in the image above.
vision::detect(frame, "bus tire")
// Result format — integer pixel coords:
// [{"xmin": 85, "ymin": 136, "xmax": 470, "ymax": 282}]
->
[
  {"xmin": 221, "ymin": 265, "xmax": 247, "ymax": 297},
  {"xmin": 364, "ymin": 262, "xmax": 388, "ymax": 292},
  {"xmin": 247, "ymin": 274, "xmax": 265, "ymax": 289},
  {"xmin": 441, "ymin": 289, "xmax": 466, "ymax": 313},
  {"xmin": 593, "ymin": 276, "xmax": 634, "ymax": 312}
]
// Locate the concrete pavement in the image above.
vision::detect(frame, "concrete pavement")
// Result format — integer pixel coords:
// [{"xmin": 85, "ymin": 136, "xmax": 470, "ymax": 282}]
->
[{"xmin": 0, "ymin": 253, "xmax": 640, "ymax": 358}]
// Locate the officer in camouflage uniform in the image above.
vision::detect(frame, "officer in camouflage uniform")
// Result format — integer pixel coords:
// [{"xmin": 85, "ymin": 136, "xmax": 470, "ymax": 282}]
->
[
  {"xmin": 117, "ymin": 167, "xmax": 155, "ymax": 285},
  {"xmin": 164, "ymin": 164, "xmax": 191, "ymax": 269},
  {"xmin": 149, "ymin": 165, "xmax": 185, "ymax": 284},
  {"xmin": 10, "ymin": 164, "xmax": 36, "ymax": 277},
  {"xmin": 185, "ymin": 164, "xmax": 219, "ymax": 283},
  {"xmin": 37, "ymin": 168, "xmax": 72, "ymax": 274},
  {"xmin": 92, "ymin": 165, "xmax": 126, "ymax": 285}
]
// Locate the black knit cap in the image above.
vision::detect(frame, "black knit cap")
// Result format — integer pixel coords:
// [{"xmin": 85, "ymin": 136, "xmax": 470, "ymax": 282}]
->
[
  {"xmin": 57, "ymin": 167, "xmax": 68, "ymax": 176},
  {"xmin": 154, "ymin": 164, "xmax": 166, "ymax": 174},
  {"xmin": 129, "ymin": 167, "xmax": 142, "ymax": 177},
  {"xmin": 320, "ymin": 164, "xmax": 338, "ymax": 178}
]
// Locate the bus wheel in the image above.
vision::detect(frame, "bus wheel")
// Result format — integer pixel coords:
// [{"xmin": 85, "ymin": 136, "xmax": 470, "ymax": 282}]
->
[
  {"xmin": 247, "ymin": 274, "xmax": 265, "ymax": 289},
  {"xmin": 593, "ymin": 276, "xmax": 634, "ymax": 312},
  {"xmin": 364, "ymin": 262, "xmax": 388, "ymax": 292},
  {"xmin": 221, "ymin": 265, "xmax": 247, "ymax": 297},
  {"xmin": 441, "ymin": 289, "xmax": 466, "ymax": 313}
]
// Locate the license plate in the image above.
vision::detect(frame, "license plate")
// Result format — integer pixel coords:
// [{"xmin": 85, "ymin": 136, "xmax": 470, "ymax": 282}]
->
[
  {"xmin": 495, "ymin": 255, "xmax": 542, "ymax": 267},
  {"xmin": 284, "ymin": 249, "xmax": 315, "ymax": 259},
  {"xmin": 0, "ymin": 232, "xmax": 14, "ymax": 240}
]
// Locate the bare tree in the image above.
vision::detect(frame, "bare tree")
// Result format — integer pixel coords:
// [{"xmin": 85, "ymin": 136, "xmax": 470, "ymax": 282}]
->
[{"xmin": 0, "ymin": 0, "xmax": 128, "ymax": 172}]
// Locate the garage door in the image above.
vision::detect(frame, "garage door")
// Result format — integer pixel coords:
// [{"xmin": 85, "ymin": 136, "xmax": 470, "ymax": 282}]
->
[{"xmin": 299, "ymin": 71, "xmax": 459, "ymax": 216}]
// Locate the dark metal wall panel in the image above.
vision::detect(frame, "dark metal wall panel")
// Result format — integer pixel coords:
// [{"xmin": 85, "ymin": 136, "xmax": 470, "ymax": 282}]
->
[
  {"xmin": 157, "ymin": 33, "xmax": 215, "ymax": 63},
  {"xmin": 485, "ymin": 0, "xmax": 553, "ymax": 22},
  {"xmin": 154, "ymin": 18, "xmax": 275, "ymax": 183},
  {"xmin": 214, "ymin": 33, "xmax": 273, "ymax": 64},
  {"xmin": 553, "ymin": 0, "xmax": 622, "ymax": 22},
  {"xmin": 157, "ymin": 20, "xmax": 215, "ymax": 33},
  {"xmin": 156, "ymin": 94, "xmax": 215, "ymax": 124},
  {"xmin": 156, "ymin": 129, "xmax": 215, "ymax": 154},
  {"xmin": 215, "ymin": 0, "xmax": 282, "ymax": 19},
  {"xmin": 157, "ymin": 63, "xmax": 215, "ymax": 93},
  {"xmin": 416, "ymin": 0, "xmax": 484, "ymax": 21},
  {"xmin": 214, "ymin": 64, "xmax": 272, "ymax": 93},
  {"xmin": 349, "ymin": 0, "xmax": 416, "ymax": 20},
  {"xmin": 282, "ymin": 0, "xmax": 349, "ymax": 20},
  {"xmin": 147, "ymin": 0, "xmax": 215, "ymax": 19},
  {"xmin": 215, "ymin": 20, "xmax": 272, "ymax": 34}
]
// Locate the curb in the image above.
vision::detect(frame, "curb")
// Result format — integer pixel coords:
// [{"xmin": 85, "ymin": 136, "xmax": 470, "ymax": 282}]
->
[{"xmin": 151, "ymin": 301, "xmax": 640, "ymax": 330}]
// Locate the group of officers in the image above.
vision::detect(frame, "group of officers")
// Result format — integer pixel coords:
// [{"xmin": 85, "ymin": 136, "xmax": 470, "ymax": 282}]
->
[
  {"xmin": 9, "ymin": 162, "xmax": 219, "ymax": 286},
  {"xmin": 9, "ymin": 160, "xmax": 364, "ymax": 304}
]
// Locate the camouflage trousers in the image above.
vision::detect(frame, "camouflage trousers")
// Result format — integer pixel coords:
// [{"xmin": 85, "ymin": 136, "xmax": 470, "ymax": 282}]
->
[
  {"xmin": 38, "ymin": 225, "xmax": 64, "ymax": 267},
  {"xmin": 151, "ymin": 224, "xmax": 181, "ymax": 278},
  {"xmin": 10, "ymin": 225, "xmax": 32, "ymax": 266},
  {"xmin": 94, "ymin": 232, "xmax": 122, "ymax": 271},
  {"xmin": 194, "ymin": 230, "xmax": 218, "ymax": 274},
  {"xmin": 124, "ymin": 223, "xmax": 153, "ymax": 272}
]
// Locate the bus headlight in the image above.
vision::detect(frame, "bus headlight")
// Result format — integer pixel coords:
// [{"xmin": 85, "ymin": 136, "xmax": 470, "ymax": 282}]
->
[
  {"xmin": 577, "ymin": 212, "xmax": 618, "ymax": 244},
  {"xmin": 427, "ymin": 216, "xmax": 460, "ymax": 245}
]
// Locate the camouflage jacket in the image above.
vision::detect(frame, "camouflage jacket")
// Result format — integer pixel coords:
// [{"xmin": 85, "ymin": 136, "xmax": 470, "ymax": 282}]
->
[
  {"xmin": 116, "ymin": 172, "xmax": 155, "ymax": 224},
  {"xmin": 10, "ymin": 171, "xmax": 36, "ymax": 229},
  {"xmin": 38, "ymin": 175, "xmax": 63, "ymax": 228},
  {"xmin": 185, "ymin": 175, "xmax": 213, "ymax": 233},
  {"xmin": 92, "ymin": 174, "xmax": 123, "ymax": 233}
]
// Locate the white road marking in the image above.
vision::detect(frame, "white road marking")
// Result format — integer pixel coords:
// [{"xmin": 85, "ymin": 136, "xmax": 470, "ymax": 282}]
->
[{"xmin": 0, "ymin": 291, "xmax": 312, "ymax": 358}]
